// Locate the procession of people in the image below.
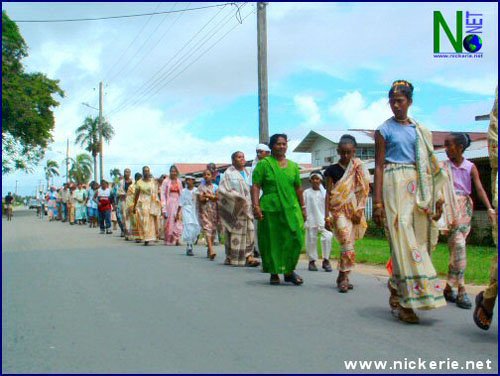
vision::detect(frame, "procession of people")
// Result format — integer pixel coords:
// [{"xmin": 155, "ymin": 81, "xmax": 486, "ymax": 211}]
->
[{"xmin": 30, "ymin": 80, "xmax": 497, "ymax": 329}]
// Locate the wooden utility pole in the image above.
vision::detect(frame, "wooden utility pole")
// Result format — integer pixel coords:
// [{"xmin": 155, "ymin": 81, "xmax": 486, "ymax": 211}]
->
[
  {"xmin": 257, "ymin": 2, "xmax": 269, "ymax": 144},
  {"xmin": 98, "ymin": 81, "xmax": 104, "ymax": 182},
  {"xmin": 66, "ymin": 138, "xmax": 70, "ymax": 183}
]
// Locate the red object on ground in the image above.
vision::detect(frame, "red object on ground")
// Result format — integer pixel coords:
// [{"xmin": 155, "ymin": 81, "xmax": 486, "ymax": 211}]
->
[{"xmin": 386, "ymin": 258, "xmax": 393, "ymax": 276}]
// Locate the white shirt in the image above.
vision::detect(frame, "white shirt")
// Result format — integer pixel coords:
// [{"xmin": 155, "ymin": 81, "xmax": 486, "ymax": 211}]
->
[{"xmin": 303, "ymin": 188, "xmax": 326, "ymax": 229}]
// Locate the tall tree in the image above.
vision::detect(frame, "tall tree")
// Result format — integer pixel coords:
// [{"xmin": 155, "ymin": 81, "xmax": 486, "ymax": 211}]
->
[
  {"xmin": 68, "ymin": 153, "xmax": 93, "ymax": 184},
  {"xmin": 2, "ymin": 11, "xmax": 64, "ymax": 174},
  {"xmin": 75, "ymin": 116, "xmax": 114, "ymax": 181},
  {"xmin": 44, "ymin": 159, "xmax": 59, "ymax": 189}
]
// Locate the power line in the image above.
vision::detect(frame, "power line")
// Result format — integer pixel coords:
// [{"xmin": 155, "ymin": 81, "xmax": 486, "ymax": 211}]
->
[
  {"xmin": 107, "ymin": 3, "xmax": 237, "ymax": 115},
  {"xmin": 12, "ymin": 3, "xmax": 237, "ymax": 23},
  {"xmin": 102, "ymin": 2, "xmax": 164, "ymax": 82},
  {"xmin": 108, "ymin": 3, "xmax": 250, "ymax": 116}
]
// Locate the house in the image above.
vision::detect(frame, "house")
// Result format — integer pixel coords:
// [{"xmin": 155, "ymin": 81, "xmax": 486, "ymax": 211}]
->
[{"xmin": 293, "ymin": 130, "xmax": 375, "ymax": 167}]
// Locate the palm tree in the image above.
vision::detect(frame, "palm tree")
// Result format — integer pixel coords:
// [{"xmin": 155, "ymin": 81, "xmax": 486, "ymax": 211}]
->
[
  {"xmin": 44, "ymin": 160, "xmax": 59, "ymax": 189},
  {"xmin": 68, "ymin": 153, "xmax": 93, "ymax": 184},
  {"xmin": 75, "ymin": 116, "xmax": 114, "ymax": 181},
  {"xmin": 110, "ymin": 168, "xmax": 121, "ymax": 183}
]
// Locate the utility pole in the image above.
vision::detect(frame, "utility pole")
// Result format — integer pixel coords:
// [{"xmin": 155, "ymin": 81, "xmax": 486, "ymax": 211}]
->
[
  {"xmin": 98, "ymin": 81, "xmax": 104, "ymax": 182},
  {"xmin": 15, "ymin": 180, "xmax": 18, "ymax": 196},
  {"xmin": 257, "ymin": 2, "xmax": 269, "ymax": 144},
  {"xmin": 66, "ymin": 138, "xmax": 70, "ymax": 183}
]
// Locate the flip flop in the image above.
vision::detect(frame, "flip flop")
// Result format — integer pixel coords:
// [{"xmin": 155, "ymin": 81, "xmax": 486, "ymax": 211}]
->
[{"xmin": 473, "ymin": 292, "xmax": 493, "ymax": 330}]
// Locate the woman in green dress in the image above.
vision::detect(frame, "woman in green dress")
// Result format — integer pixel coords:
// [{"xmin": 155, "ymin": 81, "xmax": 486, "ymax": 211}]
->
[{"xmin": 251, "ymin": 134, "xmax": 306, "ymax": 285}]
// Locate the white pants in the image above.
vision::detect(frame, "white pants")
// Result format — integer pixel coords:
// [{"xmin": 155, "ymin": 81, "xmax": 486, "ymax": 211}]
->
[
  {"xmin": 254, "ymin": 219, "xmax": 260, "ymax": 252},
  {"xmin": 306, "ymin": 227, "xmax": 333, "ymax": 261}
]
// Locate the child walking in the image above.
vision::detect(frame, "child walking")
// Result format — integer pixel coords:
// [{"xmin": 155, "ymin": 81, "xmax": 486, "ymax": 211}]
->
[
  {"xmin": 96, "ymin": 180, "xmax": 113, "ymax": 234},
  {"xmin": 441, "ymin": 132, "xmax": 496, "ymax": 309},
  {"xmin": 325, "ymin": 134, "xmax": 370, "ymax": 293},
  {"xmin": 304, "ymin": 171, "xmax": 333, "ymax": 272},
  {"xmin": 177, "ymin": 175, "xmax": 201, "ymax": 256},
  {"xmin": 197, "ymin": 169, "xmax": 218, "ymax": 260}
]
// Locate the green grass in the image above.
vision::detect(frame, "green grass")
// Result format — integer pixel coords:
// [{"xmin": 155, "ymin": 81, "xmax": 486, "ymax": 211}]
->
[{"xmin": 310, "ymin": 236, "xmax": 496, "ymax": 286}]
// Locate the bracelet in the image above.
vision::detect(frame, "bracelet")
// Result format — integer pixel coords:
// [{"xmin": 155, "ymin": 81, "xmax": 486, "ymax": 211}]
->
[{"xmin": 374, "ymin": 203, "xmax": 384, "ymax": 209}]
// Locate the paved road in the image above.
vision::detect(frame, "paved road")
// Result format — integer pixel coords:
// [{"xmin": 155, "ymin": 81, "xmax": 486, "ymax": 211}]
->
[{"xmin": 2, "ymin": 210, "xmax": 498, "ymax": 373}]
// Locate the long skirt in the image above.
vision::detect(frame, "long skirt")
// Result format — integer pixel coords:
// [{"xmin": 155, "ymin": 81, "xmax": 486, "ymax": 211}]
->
[
  {"xmin": 136, "ymin": 204, "xmax": 157, "ymax": 242},
  {"xmin": 127, "ymin": 210, "xmax": 141, "ymax": 241},
  {"xmin": 383, "ymin": 164, "xmax": 446, "ymax": 310},
  {"xmin": 446, "ymin": 195, "xmax": 472, "ymax": 288},
  {"xmin": 75, "ymin": 203, "xmax": 86, "ymax": 221},
  {"xmin": 332, "ymin": 215, "xmax": 356, "ymax": 272},
  {"xmin": 164, "ymin": 193, "xmax": 183, "ymax": 245},
  {"xmin": 199, "ymin": 202, "xmax": 218, "ymax": 238},
  {"xmin": 258, "ymin": 209, "xmax": 304, "ymax": 275},
  {"xmin": 67, "ymin": 203, "xmax": 75, "ymax": 224},
  {"xmin": 224, "ymin": 219, "xmax": 254, "ymax": 266}
]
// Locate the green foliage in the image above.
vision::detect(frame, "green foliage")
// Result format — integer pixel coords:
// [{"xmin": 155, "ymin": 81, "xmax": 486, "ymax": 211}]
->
[
  {"xmin": 75, "ymin": 116, "xmax": 114, "ymax": 180},
  {"xmin": 44, "ymin": 159, "xmax": 59, "ymax": 189},
  {"xmin": 109, "ymin": 168, "xmax": 122, "ymax": 184},
  {"xmin": 69, "ymin": 153, "xmax": 93, "ymax": 184},
  {"xmin": 2, "ymin": 11, "xmax": 64, "ymax": 175},
  {"xmin": 313, "ymin": 236, "xmax": 496, "ymax": 285}
]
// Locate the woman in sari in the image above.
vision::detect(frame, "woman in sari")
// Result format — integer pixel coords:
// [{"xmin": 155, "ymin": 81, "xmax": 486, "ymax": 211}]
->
[
  {"xmin": 126, "ymin": 173, "xmax": 142, "ymax": 241},
  {"xmin": 133, "ymin": 167, "xmax": 161, "ymax": 246},
  {"xmin": 251, "ymin": 134, "xmax": 306, "ymax": 286},
  {"xmin": 218, "ymin": 151, "xmax": 260, "ymax": 267},
  {"xmin": 46, "ymin": 186, "xmax": 58, "ymax": 221},
  {"xmin": 197, "ymin": 169, "xmax": 219, "ymax": 260},
  {"xmin": 161, "ymin": 166, "xmax": 184, "ymax": 245},
  {"xmin": 374, "ymin": 80, "xmax": 447, "ymax": 324},
  {"xmin": 325, "ymin": 135, "xmax": 370, "ymax": 293}
]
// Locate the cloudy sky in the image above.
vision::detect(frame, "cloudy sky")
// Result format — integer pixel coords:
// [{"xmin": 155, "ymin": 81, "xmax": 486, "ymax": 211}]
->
[{"xmin": 2, "ymin": 1, "xmax": 498, "ymax": 196}]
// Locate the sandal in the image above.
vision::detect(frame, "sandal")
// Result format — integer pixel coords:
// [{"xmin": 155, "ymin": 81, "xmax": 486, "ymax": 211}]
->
[
  {"xmin": 209, "ymin": 253, "xmax": 216, "ymax": 261},
  {"xmin": 224, "ymin": 257, "xmax": 231, "ymax": 265},
  {"xmin": 337, "ymin": 273, "xmax": 353, "ymax": 290},
  {"xmin": 456, "ymin": 293, "xmax": 472, "ymax": 309},
  {"xmin": 270, "ymin": 274, "xmax": 280, "ymax": 285},
  {"xmin": 284, "ymin": 272, "xmax": 304, "ymax": 285},
  {"xmin": 473, "ymin": 292, "xmax": 493, "ymax": 330},
  {"xmin": 395, "ymin": 305, "xmax": 420, "ymax": 324},
  {"xmin": 443, "ymin": 286, "xmax": 457, "ymax": 303},
  {"xmin": 388, "ymin": 281, "xmax": 399, "ymax": 310},
  {"xmin": 245, "ymin": 257, "xmax": 261, "ymax": 267}
]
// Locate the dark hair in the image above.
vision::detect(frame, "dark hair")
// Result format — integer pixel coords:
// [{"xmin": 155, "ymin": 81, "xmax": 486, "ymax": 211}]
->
[
  {"xmin": 100, "ymin": 179, "xmax": 108, "ymax": 185},
  {"xmin": 309, "ymin": 170, "xmax": 324, "ymax": 180},
  {"xmin": 170, "ymin": 165, "xmax": 179, "ymax": 174},
  {"xmin": 388, "ymin": 80, "xmax": 414, "ymax": 101},
  {"xmin": 142, "ymin": 166, "xmax": 150, "ymax": 173},
  {"xmin": 269, "ymin": 134, "xmax": 288, "ymax": 149},
  {"xmin": 134, "ymin": 173, "xmax": 142, "ymax": 181},
  {"xmin": 231, "ymin": 151, "xmax": 244, "ymax": 161},
  {"xmin": 450, "ymin": 132, "xmax": 471, "ymax": 151},
  {"xmin": 339, "ymin": 134, "xmax": 357, "ymax": 147}
]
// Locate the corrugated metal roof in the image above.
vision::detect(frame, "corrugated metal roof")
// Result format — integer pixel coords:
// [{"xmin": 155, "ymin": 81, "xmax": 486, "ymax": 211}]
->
[{"xmin": 294, "ymin": 130, "xmax": 374, "ymax": 153}]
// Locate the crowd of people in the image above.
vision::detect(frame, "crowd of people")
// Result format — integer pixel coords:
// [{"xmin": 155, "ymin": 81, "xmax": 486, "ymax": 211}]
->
[{"xmin": 35, "ymin": 80, "xmax": 497, "ymax": 329}]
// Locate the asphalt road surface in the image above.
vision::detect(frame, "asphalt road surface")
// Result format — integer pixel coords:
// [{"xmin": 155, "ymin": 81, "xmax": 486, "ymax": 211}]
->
[{"xmin": 2, "ymin": 209, "xmax": 498, "ymax": 373}]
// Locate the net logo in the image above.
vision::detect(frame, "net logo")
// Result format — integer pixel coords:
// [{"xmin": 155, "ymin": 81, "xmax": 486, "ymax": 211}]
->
[{"xmin": 433, "ymin": 11, "xmax": 483, "ymax": 59}]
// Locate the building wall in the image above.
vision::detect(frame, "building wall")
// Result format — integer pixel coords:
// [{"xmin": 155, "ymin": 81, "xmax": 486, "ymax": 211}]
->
[{"xmin": 309, "ymin": 138, "xmax": 375, "ymax": 167}]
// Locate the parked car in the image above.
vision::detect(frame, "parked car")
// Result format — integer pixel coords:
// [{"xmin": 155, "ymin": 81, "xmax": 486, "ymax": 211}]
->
[{"xmin": 28, "ymin": 198, "xmax": 39, "ymax": 209}]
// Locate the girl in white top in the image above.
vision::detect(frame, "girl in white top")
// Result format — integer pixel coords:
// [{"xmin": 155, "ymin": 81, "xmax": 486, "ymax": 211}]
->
[
  {"xmin": 176, "ymin": 176, "xmax": 201, "ymax": 256},
  {"xmin": 303, "ymin": 171, "xmax": 333, "ymax": 272}
]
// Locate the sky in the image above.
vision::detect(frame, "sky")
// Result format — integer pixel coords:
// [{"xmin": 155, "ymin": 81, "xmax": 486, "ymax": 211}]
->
[{"xmin": 2, "ymin": 1, "xmax": 498, "ymax": 197}]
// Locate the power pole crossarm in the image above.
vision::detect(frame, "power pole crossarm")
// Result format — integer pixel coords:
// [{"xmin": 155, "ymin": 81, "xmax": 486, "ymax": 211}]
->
[{"xmin": 257, "ymin": 2, "xmax": 269, "ymax": 144}]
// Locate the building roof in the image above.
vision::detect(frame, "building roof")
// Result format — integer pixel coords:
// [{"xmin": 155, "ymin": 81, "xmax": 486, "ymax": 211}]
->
[
  {"xmin": 174, "ymin": 163, "xmax": 227, "ymax": 175},
  {"xmin": 294, "ymin": 130, "xmax": 375, "ymax": 153}
]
